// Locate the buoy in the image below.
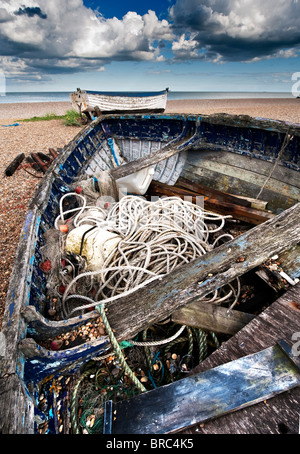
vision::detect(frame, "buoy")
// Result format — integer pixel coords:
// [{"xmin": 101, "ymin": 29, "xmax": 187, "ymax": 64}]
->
[
  {"xmin": 50, "ymin": 340, "xmax": 63, "ymax": 351},
  {"xmin": 58, "ymin": 284, "xmax": 66, "ymax": 294},
  {"xmin": 65, "ymin": 226, "xmax": 121, "ymax": 272},
  {"xmin": 40, "ymin": 259, "xmax": 52, "ymax": 272},
  {"xmin": 59, "ymin": 224, "xmax": 69, "ymax": 234}
]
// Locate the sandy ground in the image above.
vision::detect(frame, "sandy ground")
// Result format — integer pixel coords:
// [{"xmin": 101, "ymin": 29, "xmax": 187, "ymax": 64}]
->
[
  {"xmin": 0, "ymin": 97, "xmax": 299, "ymax": 328},
  {"xmin": 166, "ymin": 97, "xmax": 300, "ymax": 124},
  {"xmin": 0, "ymin": 97, "xmax": 299, "ymax": 123}
]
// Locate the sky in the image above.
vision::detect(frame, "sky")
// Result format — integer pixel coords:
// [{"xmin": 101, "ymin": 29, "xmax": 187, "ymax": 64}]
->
[{"xmin": 0, "ymin": 0, "xmax": 300, "ymax": 93}]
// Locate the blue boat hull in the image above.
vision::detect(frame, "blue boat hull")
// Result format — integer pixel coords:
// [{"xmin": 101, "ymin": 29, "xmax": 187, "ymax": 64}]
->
[{"xmin": 0, "ymin": 113, "xmax": 299, "ymax": 433}]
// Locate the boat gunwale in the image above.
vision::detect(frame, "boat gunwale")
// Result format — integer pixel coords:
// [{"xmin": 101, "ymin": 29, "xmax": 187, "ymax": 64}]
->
[
  {"xmin": 2, "ymin": 113, "xmax": 300, "ymax": 362},
  {"xmin": 0, "ymin": 112, "xmax": 300, "ymax": 434}
]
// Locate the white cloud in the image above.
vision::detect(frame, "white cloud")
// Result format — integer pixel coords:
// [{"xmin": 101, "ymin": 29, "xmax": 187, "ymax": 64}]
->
[
  {"xmin": 169, "ymin": 0, "xmax": 300, "ymax": 62},
  {"xmin": 1, "ymin": 0, "xmax": 300, "ymax": 83},
  {"xmin": 70, "ymin": 10, "xmax": 173, "ymax": 59},
  {"xmin": 0, "ymin": 0, "xmax": 173, "ymax": 79},
  {"xmin": 172, "ymin": 34, "xmax": 199, "ymax": 58}
]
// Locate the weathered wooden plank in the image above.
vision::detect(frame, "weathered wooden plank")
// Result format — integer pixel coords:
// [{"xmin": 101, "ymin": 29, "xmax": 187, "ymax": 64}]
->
[
  {"xmin": 150, "ymin": 181, "xmax": 274, "ymax": 224},
  {"xmin": 182, "ymin": 167, "xmax": 297, "ymax": 213},
  {"xmin": 109, "ymin": 341, "xmax": 300, "ymax": 434},
  {"xmin": 185, "ymin": 158, "xmax": 300, "ymax": 201},
  {"xmin": 110, "ymin": 128, "xmax": 198, "ymax": 180},
  {"xmin": 278, "ymin": 245, "xmax": 300, "ymax": 279},
  {"xmin": 186, "ymin": 149, "xmax": 300, "ymax": 189},
  {"xmin": 171, "ymin": 300, "xmax": 255, "ymax": 336},
  {"xmin": 0, "ymin": 374, "xmax": 35, "ymax": 434},
  {"xmin": 22, "ymin": 305, "xmax": 100, "ymax": 341},
  {"xmin": 177, "ymin": 176, "xmax": 269, "ymax": 211},
  {"xmin": 18, "ymin": 336, "xmax": 110, "ymax": 383},
  {"xmin": 229, "ymin": 194, "xmax": 269, "ymax": 211},
  {"xmin": 176, "ymin": 177, "xmax": 251, "ymax": 207},
  {"xmin": 0, "ymin": 206, "xmax": 41, "ymax": 377},
  {"xmin": 104, "ymin": 203, "xmax": 300, "ymax": 342},
  {"xmin": 181, "ymin": 283, "xmax": 300, "ymax": 434}
]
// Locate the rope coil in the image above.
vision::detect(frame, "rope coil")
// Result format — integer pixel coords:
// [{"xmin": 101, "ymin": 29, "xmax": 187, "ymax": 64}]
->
[
  {"xmin": 51, "ymin": 194, "xmax": 239, "ymax": 318},
  {"xmin": 42, "ymin": 190, "xmax": 242, "ymax": 433}
]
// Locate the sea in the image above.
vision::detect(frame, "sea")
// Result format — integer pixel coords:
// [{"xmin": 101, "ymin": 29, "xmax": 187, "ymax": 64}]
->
[{"xmin": 0, "ymin": 91, "xmax": 295, "ymax": 104}]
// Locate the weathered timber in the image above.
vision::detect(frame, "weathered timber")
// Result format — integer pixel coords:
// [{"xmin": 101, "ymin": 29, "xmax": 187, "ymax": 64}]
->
[
  {"xmin": 104, "ymin": 202, "xmax": 300, "ymax": 342},
  {"xmin": 181, "ymin": 283, "xmax": 300, "ymax": 434},
  {"xmin": 277, "ymin": 244, "xmax": 300, "ymax": 279},
  {"xmin": 22, "ymin": 305, "xmax": 100, "ymax": 341},
  {"xmin": 149, "ymin": 180, "xmax": 274, "ymax": 225},
  {"xmin": 110, "ymin": 132, "xmax": 198, "ymax": 180},
  {"xmin": 229, "ymin": 194, "xmax": 269, "ymax": 211},
  {"xmin": 202, "ymin": 198, "xmax": 274, "ymax": 224},
  {"xmin": 0, "ymin": 374, "xmax": 35, "ymax": 434},
  {"xmin": 18, "ymin": 336, "xmax": 110, "ymax": 383},
  {"xmin": 182, "ymin": 143, "xmax": 300, "ymax": 213},
  {"xmin": 182, "ymin": 166, "xmax": 298, "ymax": 214},
  {"xmin": 171, "ymin": 300, "xmax": 255, "ymax": 335},
  {"xmin": 16, "ymin": 202, "xmax": 300, "ymax": 374},
  {"xmin": 108, "ymin": 340, "xmax": 300, "ymax": 434},
  {"xmin": 5, "ymin": 153, "xmax": 25, "ymax": 177},
  {"xmin": 176, "ymin": 177, "xmax": 251, "ymax": 207}
]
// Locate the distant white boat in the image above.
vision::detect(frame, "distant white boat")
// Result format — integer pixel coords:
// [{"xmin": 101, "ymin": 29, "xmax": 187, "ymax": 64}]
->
[{"xmin": 70, "ymin": 88, "xmax": 169, "ymax": 118}]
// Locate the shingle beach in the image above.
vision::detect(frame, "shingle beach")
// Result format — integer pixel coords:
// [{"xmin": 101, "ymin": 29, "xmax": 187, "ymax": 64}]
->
[{"xmin": 0, "ymin": 97, "xmax": 299, "ymax": 327}]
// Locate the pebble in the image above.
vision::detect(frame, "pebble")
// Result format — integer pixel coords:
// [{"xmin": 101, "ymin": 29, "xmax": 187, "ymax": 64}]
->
[
  {"xmin": 0, "ymin": 119, "xmax": 82, "ymax": 329},
  {"xmin": 112, "ymin": 367, "xmax": 120, "ymax": 376},
  {"xmin": 44, "ymin": 316, "xmax": 104, "ymax": 350}
]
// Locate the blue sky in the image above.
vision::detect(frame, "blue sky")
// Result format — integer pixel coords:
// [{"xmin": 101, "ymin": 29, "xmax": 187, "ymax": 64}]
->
[
  {"xmin": 85, "ymin": 0, "xmax": 172, "ymax": 20},
  {"xmin": 0, "ymin": 0, "xmax": 300, "ymax": 93}
]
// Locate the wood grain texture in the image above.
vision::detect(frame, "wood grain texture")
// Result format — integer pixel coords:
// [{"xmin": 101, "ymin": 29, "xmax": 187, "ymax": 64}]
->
[
  {"xmin": 179, "ymin": 283, "xmax": 300, "ymax": 434},
  {"xmin": 171, "ymin": 300, "xmax": 255, "ymax": 335},
  {"xmin": 149, "ymin": 180, "xmax": 274, "ymax": 224},
  {"xmin": 0, "ymin": 374, "xmax": 35, "ymax": 434},
  {"xmin": 110, "ymin": 128, "xmax": 197, "ymax": 180},
  {"xmin": 105, "ymin": 202, "xmax": 300, "ymax": 342},
  {"xmin": 110, "ymin": 342, "xmax": 300, "ymax": 434}
]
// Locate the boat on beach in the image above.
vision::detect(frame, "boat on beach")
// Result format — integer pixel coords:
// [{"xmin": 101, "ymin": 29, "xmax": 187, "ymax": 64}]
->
[
  {"xmin": 70, "ymin": 88, "xmax": 169, "ymax": 118},
  {"xmin": 0, "ymin": 112, "xmax": 300, "ymax": 434}
]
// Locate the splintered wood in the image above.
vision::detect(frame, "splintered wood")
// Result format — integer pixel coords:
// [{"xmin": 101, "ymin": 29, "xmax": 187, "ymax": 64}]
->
[{"xmin": 105, "ymin": 202, "xmax": 300, "ymax": 342}]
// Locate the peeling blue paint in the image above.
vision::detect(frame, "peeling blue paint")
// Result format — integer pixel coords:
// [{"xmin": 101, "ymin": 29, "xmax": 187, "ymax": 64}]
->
[
  {"xmin": 3, "ymin": 112, "xmax": 300, "ymax": 397},
  {"xmin": 8, "ymin": 302, "xmax": 15, "ymax": 326}
]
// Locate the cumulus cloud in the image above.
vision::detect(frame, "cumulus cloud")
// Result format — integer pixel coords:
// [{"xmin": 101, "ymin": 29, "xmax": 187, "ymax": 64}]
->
[
  {"xmin": 169, "ymin": 0, "xmax": 300, "ymax": 62},
  {"xmin": 1, "ymin": 0, "xmax": 300, "ymax": 84},
  {"xmin": 0, "ymin": 0, "xmax": 174, "ymax": 80},
  {"xmin": 70, "ymin": 10, "xmax": 173, "ymax": 60}
]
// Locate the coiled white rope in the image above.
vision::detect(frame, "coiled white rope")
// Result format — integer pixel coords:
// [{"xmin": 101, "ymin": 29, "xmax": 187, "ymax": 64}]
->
[{"xmin": 52, "ymin": 193, "xmax": 240, "ymax": 319}]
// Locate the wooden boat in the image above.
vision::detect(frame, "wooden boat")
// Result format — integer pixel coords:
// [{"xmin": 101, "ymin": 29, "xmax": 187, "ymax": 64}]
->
[
  {"xmin": 70, "ymin": 88, "xmax": 169, "ymax": 118},
  {"xmin": 0, "ymin": 112, "xmax": 300, "ymax": 434}
]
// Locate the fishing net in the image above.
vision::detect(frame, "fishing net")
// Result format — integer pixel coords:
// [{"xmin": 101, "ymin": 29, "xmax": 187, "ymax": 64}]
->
[
  {"xmin": 47, "ymin": 193, "xmax": 240, "ymax": 318},
  {"xmin": 38, "ymin": 178, "xmax": 242, "ymax": 433}
]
